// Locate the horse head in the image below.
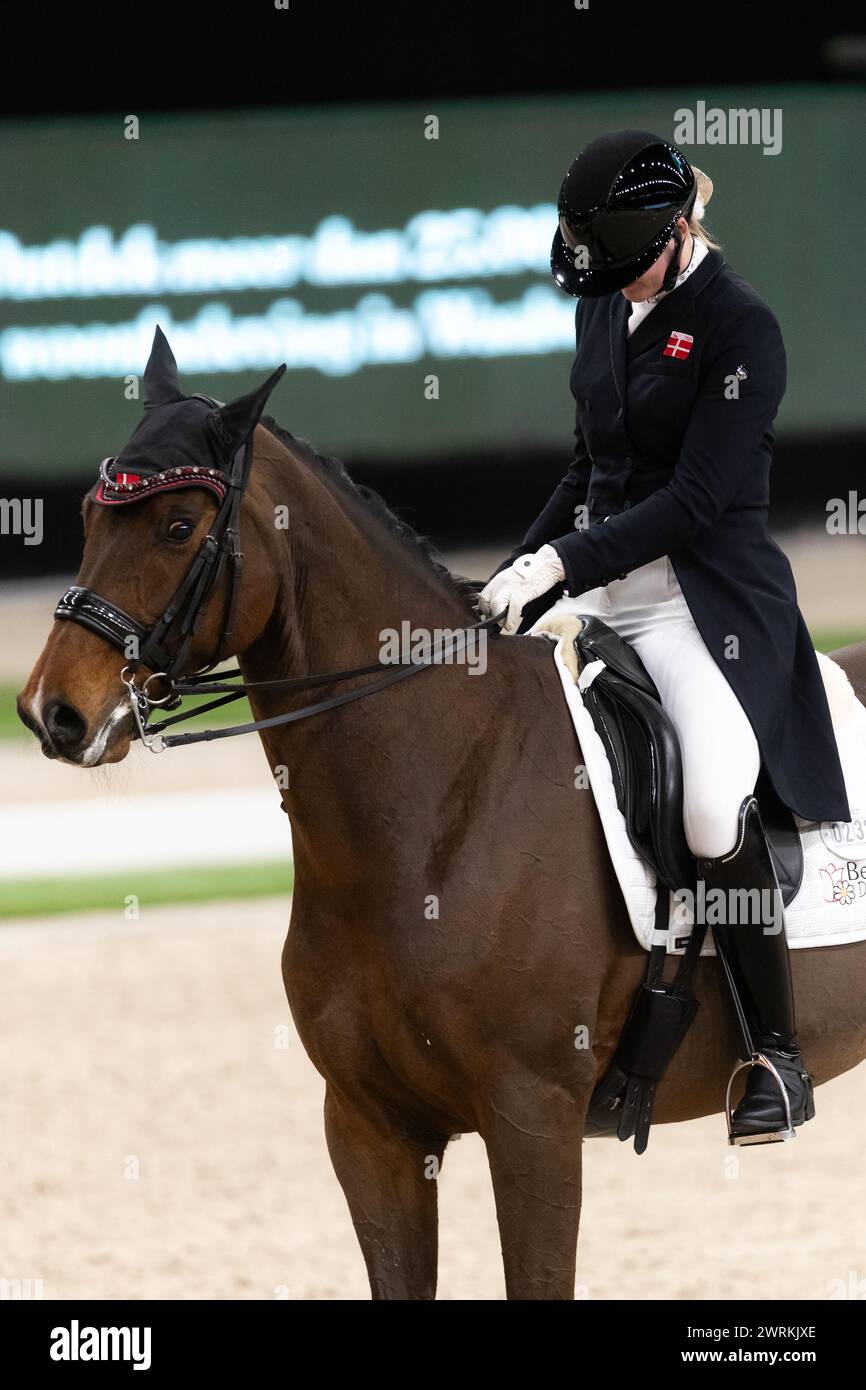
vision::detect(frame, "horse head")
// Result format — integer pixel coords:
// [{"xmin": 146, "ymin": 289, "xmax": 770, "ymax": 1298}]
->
[{"xmin": 17, "ymin": 327, "xmax": 286, "ymax": 765}]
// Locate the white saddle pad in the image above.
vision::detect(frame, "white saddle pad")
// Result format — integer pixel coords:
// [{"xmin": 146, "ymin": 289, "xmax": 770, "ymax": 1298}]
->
[{"xmin": 536, "ymin": 617, "xmax": 866, "ymax": 955}]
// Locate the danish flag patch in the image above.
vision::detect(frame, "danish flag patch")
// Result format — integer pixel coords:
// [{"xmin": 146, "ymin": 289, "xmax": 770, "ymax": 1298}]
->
[
  {"xmin": 115, "ymin": 471, "xmax": 141, "ymax": 486},
  {"xmin": 663, "ymin": 331, "xmax": 694, "ymax": 360}
]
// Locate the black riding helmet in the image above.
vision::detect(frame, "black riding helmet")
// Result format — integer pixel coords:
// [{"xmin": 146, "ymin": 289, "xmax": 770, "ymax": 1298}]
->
[{"xmin": 551, "ymin": 130, "xmax": 698, "ymax": 298}]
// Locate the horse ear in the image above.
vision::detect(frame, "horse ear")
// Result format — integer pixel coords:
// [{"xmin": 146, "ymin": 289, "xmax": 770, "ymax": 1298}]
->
[
  {"xmin": 215, "ymin": 364, "xmax": 287, "ymax": 447},
  {"xmin": 143, "ymin": 326, "xmax": 183, "ymax": 407}
]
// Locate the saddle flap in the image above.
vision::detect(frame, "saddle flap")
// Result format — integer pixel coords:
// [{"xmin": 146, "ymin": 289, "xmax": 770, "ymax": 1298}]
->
[{"xmin": 575, "ymin": 616, "xmax": 695, "ymax": 893}]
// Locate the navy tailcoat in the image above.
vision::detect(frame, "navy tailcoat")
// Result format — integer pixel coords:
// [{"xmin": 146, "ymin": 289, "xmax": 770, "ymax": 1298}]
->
[{"xmin": 506, "ymin": 248, "xmax": 849, "ymax": 824}]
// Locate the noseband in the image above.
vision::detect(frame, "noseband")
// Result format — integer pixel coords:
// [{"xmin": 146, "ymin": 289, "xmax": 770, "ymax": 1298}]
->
[{"xmin": 54, "ymin": 396, "xmax": 502, "ymax": 752}]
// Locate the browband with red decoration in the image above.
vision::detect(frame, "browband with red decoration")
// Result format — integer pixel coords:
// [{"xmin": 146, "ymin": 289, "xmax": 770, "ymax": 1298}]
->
[{"xmin": 94, "ymin": 457, "xmax": 230, "ymax": 506}]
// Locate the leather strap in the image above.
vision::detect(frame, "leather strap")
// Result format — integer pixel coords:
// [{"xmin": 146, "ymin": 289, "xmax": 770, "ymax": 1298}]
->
[
  {"xmin": 54, "ymin": 586, "xmax": 148, "ymax": 652},
  {"xmin": 150, "ymin": 615, "xmax": 504, "ymax": 747}
]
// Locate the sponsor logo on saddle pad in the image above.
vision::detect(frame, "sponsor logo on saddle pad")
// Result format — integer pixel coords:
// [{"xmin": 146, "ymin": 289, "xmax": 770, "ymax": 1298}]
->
[
  {"xmin": 663, "ymin": 331, "xmax": 694, "ymax": 360},
  {"xmin": 819, "ymin": 861, "xmax": 866, "ymax": 906}
]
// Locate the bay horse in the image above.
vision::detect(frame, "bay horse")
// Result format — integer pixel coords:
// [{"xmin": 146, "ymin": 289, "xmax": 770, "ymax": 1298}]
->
[{"xmin": 17, "ymin": 373, "xmax": 866, "ymax": 1299}]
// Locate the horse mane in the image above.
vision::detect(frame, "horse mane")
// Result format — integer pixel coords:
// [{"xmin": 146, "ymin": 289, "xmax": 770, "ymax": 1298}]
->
[{"xmin": 260, "ymin": 415, "xmax": 480, "ymax": 607}]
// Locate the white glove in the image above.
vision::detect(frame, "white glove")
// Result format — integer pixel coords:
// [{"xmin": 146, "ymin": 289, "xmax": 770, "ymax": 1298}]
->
[{"xmin": 479, "ymin": 544, "xmax": 566, "ymax": 635}]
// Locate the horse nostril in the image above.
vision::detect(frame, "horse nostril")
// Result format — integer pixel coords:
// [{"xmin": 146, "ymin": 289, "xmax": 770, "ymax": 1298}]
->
[{"xmin": 43, "ymin": 699, "xmax": 88, "ymax": 753}]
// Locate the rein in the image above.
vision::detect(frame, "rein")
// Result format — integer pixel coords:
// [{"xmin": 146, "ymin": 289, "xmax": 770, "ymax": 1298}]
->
[{"xmin": 120, "ymin": 611, "xmax": 504, "ymax": 752}]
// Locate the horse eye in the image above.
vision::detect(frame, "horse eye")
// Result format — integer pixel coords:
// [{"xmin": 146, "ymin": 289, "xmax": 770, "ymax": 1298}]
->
[{"xmin": 167, "ymin": 519, "xmax": 194, "ymax": 543}]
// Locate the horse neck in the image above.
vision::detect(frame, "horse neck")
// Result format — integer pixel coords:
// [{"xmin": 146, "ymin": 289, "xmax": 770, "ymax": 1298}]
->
[
  {"xmin": 237, "ymin": 441, "xmax": 493, "ymax": 875},
  {"xmin": 243, "ymin": 439, "xmax": 476, "ymax": 679}
]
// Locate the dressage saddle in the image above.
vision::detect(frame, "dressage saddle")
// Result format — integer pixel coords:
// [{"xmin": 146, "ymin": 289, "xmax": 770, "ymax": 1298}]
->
[{"xmin": 571, "ymin": 615, "xmax": 803, "ymax": 1152}]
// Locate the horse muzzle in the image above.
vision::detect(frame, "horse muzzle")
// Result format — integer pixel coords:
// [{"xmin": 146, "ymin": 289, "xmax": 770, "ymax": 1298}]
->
[{"xmin": 16, "ymin": 685, "xmax": 134, "ymax": 766}]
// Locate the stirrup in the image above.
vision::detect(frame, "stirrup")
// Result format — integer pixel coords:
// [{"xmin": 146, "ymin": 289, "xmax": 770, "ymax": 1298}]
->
[{"xmin": 724, "ymin": 1052, "xmax": 796, "ymax": 1146}]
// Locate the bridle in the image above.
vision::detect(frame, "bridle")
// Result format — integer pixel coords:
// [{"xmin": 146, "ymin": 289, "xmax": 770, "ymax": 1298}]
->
[{"xmin": 54, "ymin": 395, "xmax": 502, "ymax": 753}]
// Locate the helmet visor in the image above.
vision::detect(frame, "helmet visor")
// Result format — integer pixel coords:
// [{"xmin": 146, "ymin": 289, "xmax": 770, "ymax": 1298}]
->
[{"xmin": 558, "ymin": 203, "xmax": 683, "ymax": 272}]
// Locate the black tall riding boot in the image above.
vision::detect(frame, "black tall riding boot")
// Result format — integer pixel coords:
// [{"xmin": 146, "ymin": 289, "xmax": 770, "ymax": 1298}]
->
[{"xmin": 697, "ymin": 795, "xmax": 815, "ymax": 1145}]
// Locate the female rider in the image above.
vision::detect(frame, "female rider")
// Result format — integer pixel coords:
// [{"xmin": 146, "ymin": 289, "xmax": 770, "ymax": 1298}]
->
[{"xmin": 480, "ymin": 130, "xmax": 850, "ymax": 1144}]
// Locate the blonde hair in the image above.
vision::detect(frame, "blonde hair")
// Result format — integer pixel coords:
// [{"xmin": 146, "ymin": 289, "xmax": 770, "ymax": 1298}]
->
[{"xmin": 688, "ymin": 165, "xmax": 722, "ymax": 251}]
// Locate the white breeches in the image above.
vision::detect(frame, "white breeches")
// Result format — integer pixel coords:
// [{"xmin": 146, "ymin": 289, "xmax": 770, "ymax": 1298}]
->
[{"xmin": 537, "ymin": 555, "xmax": 761, "ymax": 859}]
